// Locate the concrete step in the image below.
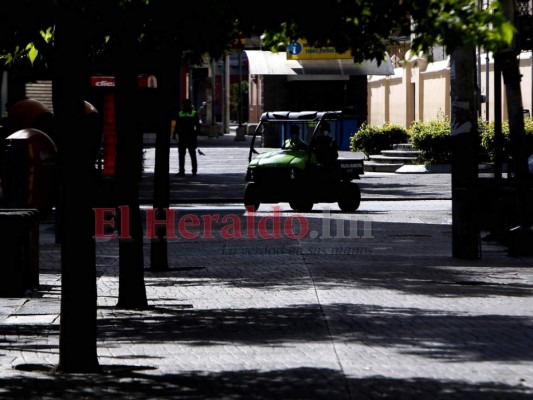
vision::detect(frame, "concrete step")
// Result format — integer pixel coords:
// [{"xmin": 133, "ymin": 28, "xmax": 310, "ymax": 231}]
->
[
  {"xmin": 363, "ymin": 161, "xmax": 403, "ymax": 173},
  {"xmin": 381, "ymin": 149, "xmax": 421, "ymax": 158},
  {"xmin": 369, "ymin": 154, "xmax": 419, "ymax": 164},
  {"xmin": 393, "ymin": 142, "xmax": 415, "ymax": 150},
  {"xmin": 364, "ymin": 142, "xmax": 421, "ymax": 173}
]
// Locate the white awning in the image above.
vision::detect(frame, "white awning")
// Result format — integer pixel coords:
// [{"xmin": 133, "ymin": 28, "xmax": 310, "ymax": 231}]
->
[
  {"xmin": 244, "ymin": 50, "xmax": 299, "ymax": 75},
  {"xmin": 244, "ymin": 50, "xmax": 394, "ymax": 77}
]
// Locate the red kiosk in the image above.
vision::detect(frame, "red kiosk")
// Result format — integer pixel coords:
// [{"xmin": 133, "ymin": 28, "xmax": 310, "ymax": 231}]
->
[{"xmin": 90, "ymin": 75, "xmax": 157, "ymax": 176}]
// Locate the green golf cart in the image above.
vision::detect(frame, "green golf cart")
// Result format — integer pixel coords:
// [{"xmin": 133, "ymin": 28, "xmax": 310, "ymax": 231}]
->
[{"xmin": 244, "ymin": 111, "xmax": 364, "ymax": 212}]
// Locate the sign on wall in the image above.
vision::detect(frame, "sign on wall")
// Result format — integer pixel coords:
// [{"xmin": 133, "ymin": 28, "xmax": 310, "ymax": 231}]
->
[{"xmin": 286, "ymin": 39, "xmax": 352, "ymax": 60}]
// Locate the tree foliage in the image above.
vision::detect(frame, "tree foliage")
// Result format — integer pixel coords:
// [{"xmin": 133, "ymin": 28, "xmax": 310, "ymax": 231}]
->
[
  {"xmin": 409, "ymin": 0, "xmax": 515, "ymax": 57},
  {"xmin": 258, "ymin": 0, "xmax": 514, "ymax": 62},
  {"xmin": 0, "ymin": 1, "xmax": 518, "ymax": 71}
]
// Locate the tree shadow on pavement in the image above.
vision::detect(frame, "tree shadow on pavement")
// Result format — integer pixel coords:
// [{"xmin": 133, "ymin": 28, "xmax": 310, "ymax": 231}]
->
[
  {"xmin": 140, "ymin": 216, "xmax": 533, "ymax": 299},
  {"xmin": 2, "ymin": 300, "xmax": 532, "ymax": 399},
  {"xmin": 87, "ymin": 302, "xmax": 533, "ymax": 363},
  {"xmin": 358, "ymin": 173, "xmax": 451, "ymax": 199},
  {"xmin": 358, "ymin": 181, "xmax": 449, "ymax": 199},
  {"xmin": 1, "ymin": 365, "xmax": 531, "ymax": 399}
]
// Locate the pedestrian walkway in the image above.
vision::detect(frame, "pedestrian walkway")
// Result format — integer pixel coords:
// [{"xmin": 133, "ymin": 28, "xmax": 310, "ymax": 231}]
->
[{"xmin": 1, "ymin": 131, "xmax": 532, "ymax": 399}]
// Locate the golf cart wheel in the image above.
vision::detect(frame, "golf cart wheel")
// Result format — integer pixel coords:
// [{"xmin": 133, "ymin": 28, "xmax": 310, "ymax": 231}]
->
[
  {"xmin": 289, "ymin": 200, "xmax": 314, "ymax": 212},
  {"xmin": 338, "ymin": 182, "xmax": 361, "ymax": 212},
  {"xmin": 244, "ymin": 182, "xmax": 260, "ymax": 211}
]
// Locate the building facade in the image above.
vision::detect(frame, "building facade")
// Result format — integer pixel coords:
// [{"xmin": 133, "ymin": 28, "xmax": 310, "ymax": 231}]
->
[{"xmin": 367, "ymin": 51, "xmax": 533, "ymax": 127}]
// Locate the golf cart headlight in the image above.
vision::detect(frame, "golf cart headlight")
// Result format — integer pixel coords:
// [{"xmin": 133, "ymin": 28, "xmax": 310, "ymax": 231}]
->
[{"xmin": 290, "ymin": 168, "xmax": 296, "ymax": 179}]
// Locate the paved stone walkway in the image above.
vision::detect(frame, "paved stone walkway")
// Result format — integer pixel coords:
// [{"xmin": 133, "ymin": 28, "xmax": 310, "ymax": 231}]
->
[{"xmin": 1, "ymin": 132, "xmax": 532, "ymax": 399}]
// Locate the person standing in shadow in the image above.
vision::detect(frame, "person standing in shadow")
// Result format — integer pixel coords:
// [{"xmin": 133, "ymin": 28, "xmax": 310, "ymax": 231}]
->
[
  {"xmin": 173, "ymin": 98, "xmax": 200, "ymax": 176},
  {"xmin": 312, "ymin": 121, "xmax": 338, "ymax": 170}
]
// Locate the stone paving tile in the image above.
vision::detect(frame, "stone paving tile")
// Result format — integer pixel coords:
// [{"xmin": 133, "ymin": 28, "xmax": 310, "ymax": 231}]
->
[{"xmin": 1, "ymin": 137, "xmax": 532, "ymax": 399}]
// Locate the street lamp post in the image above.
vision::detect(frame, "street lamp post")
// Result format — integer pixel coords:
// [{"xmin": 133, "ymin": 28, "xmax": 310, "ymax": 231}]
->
[
  {"xmin": 238, "ymin": 47, "xmax": 242, "ymax": 127},
  {"xmin": 235, "ymin": 33, "xmax": 246, "ymax": 141}
]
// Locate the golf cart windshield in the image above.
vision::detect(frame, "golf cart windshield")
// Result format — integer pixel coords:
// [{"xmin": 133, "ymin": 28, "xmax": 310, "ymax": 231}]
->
[{"xmin": 248, "ymin": 111, "xmax": 342, "ymax": 162}]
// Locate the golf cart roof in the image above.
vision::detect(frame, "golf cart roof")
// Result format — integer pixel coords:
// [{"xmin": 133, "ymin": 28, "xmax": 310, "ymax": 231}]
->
[{"xmin": 259, "ymin": 111, "xmax": 342, "ymax": 123}]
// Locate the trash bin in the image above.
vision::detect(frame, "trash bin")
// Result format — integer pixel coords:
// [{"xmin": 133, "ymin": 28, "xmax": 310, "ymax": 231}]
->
[
  {"xmin": 339, "ymin": 117, "xmax": 361, "ymax": 151},
  {"xmin": 1, "ymin": 128, "xmax": 58, "ymax": 212},
  {"xmin": 4, "ymin": 98, "xmax": 56, "ymax": 144},
  {"xmin": 0, "ymin": 208, "xmax": 40, "ymax": 296}
]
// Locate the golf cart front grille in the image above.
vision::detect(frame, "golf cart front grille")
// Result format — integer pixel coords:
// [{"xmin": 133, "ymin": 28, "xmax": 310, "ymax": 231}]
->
[{"xmin": 247, "ymin": 167, "xmax": 296, "ymax": 183}]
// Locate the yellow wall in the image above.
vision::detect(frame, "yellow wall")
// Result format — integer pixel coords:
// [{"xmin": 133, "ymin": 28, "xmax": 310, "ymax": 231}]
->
[
  {"xmin": 421, "ymin": 70, "xmax": 450, "ymax": 121},
  {"xmin": 367, "ymin": 51, "xmax": 533, "ymax": 127},
  {"xmin": 388, "ymin": 76, "xmax": 406, "ymax": 126}
]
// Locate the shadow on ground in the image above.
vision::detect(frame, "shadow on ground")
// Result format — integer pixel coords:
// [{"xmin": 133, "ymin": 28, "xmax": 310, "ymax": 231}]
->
[{"xmin": 2, "ymin": 365, "xmax": 531, "ymax": 399}]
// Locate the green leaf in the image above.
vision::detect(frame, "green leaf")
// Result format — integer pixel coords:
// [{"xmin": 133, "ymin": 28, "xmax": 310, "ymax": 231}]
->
[
  {"xmin": 499, "ymin": 21, "xmax": 515, "ymax": 46},
  {"xmin": 26, "ymin": 43, "xmax": 39, "ymax": 65},
  {"xmin": 40, "ymin": 27, "xmax": 54, "ymax": 43}
]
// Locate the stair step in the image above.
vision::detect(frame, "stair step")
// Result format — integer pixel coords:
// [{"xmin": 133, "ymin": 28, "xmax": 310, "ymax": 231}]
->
[
  {"xmin": 381, "ymin": 149, "xmax": 421, "ymax": 158},
  {"xmin": 393, "ymin": 143, "xmax": 415, "ymax": 150},
  {"xmin": 363, "ymin": 161, "xmax": 403, "ymax": 173},
  {"xmin": 369, "ymin": 154, "xmax": 419, "ymax": 164}
]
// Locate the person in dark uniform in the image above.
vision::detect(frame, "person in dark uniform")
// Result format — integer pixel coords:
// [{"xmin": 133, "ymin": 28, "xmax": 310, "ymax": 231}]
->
[
  {"xmin": 312, "ymin": 121, "xmax": 338, "ymax": 169},
  {"xmin": 173, "ymin": 98, "xmax": 200, "ymax": 176}
]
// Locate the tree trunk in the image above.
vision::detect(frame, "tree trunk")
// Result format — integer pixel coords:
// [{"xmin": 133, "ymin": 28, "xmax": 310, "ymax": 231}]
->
[
  {"xmin": 115, "ymin": 22, "xmax": 148, "ymax": 308},
  {"xmin": 450, "ymin": 46, "xmax": 481, "ymax": 259},
  {"xmin": 496, "ymin": 0, "xmax": 531, "ymax": 253},
  {"xmin": 54, "ymin": 8, "xmax": 100, "ymax": 373},
  {"xmin": 150, "ymin": 52, "xmax": 176, "ymax": 271},
  {"xmin": 497, "ymin": 49, "xmax": 530, "ymax": 227}
]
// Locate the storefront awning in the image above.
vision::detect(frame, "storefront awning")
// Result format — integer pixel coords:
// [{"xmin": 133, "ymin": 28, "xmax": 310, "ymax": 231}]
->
[
  {"xmin": 244, "ymin": 50, "xmax": 394, "ymax": 77},
  {"xmin": 244, "ymin": 50, "xmax": 299, "ymax": 75}
]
